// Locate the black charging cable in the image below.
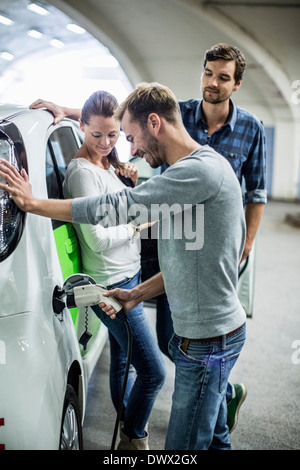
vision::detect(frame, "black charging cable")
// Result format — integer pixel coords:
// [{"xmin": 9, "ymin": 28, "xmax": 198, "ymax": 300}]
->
[{"xmin": 110, "ymin": 309, "xmax": 133, "ymax": 451}]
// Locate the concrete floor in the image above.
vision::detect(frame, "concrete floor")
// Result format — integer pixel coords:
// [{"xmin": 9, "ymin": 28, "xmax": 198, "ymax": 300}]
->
[{"xmin": 82, "ymin": 200, "xmax": 300, "ymax": 451}]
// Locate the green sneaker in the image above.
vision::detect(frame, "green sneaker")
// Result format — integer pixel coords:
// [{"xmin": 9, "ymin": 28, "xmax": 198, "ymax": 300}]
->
[{"xmin": 227, "ymin": 383, "xmax": 247, "ymax": 433}]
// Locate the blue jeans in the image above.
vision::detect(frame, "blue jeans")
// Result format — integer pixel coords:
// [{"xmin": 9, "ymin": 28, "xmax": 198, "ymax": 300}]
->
[
  {"xmin": 165, "ymin": 323, "xmax": 246, "ymax": 450},
  {"xmin": 156, "ymin": 296, "xmax": 235, "ymax": 403},
  {"xmin": 156, "ymin": 294, "xmax": 233, "ymax": 403},
  {"xmin": 92, "ymin": 270, "xmax": 166, "ymax": 439}
]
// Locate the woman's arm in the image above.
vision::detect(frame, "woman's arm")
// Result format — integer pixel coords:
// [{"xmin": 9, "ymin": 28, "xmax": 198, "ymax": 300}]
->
[{"xmin": 29, "ymin": 99, "xmax": 81, "ymax": 125}]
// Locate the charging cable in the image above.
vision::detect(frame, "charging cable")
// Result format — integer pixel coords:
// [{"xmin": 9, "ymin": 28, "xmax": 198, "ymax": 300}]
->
[{"xmin": 110, "ymin": 310, "xmax": 132, "ymax": 451}]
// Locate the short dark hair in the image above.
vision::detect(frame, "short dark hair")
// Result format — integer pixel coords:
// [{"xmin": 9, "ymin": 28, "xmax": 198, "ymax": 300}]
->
[
  {"xmin": 116, "ymin": 82, "xmax": 182, "ymax": 129},
  {"xmin": 203, "ymin": 43, "xmax": 246, "ymax": 83}
]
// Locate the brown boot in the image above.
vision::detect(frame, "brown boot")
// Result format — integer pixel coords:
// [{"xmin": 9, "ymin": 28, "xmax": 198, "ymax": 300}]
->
[{"xmin": 117, "ymin": 427, "xmax": 149, "ymax": 450}]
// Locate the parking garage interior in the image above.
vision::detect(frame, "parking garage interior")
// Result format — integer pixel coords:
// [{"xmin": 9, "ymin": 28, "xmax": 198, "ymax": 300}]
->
[{"xmin": 0, "ymin": 0, "xmax": 299, "ymax": 451}]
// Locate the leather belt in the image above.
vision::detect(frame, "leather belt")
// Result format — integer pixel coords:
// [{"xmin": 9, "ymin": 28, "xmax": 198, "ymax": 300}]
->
[{"xmin": 181, "ymin": 323, "xmax": 245, "ymax": 353}]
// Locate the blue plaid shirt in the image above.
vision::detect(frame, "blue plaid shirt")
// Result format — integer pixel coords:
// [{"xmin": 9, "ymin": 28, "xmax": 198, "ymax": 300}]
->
[{"xmin": 165, "ymin": 99, "xmax": 267, "ymax": 204}]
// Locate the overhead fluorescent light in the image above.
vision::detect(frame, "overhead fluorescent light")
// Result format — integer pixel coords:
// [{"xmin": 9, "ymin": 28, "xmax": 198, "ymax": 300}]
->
[
  {"xmin": 66, "ymin": 23, "xmax": 86, "ymax": 35},
  {"xmin": 27, "ymin": 3, "xmax": 50, "ymax": 16},
  {"xmin": 50, "ymin": 39, "xmax": 64, "ymax": 49},
  {"xmin": 0, "ymin": 14, "xmax": 14, "ymax": 26},
  {"xmin": 0, "ymin": 52, "xmax": 14, "ymax": 61},
  {"xmin": 28, "ymin": 29, "xmax": 43, "ymax": 39}
]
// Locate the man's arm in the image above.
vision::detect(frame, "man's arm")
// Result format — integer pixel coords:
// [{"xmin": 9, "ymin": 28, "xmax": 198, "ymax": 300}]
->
[
  {"xmin": 0, "ymin": 160, "xmax": 73, "ymax": 221},
  {"xmin": 241, "ymin": 202, "xmax": 264, "ymax": 262},
  {"xmin": 101, "ymin": 273, "xmax": 165, "ymax": 319},
  {"xmin": 241, "ymin": 119, "xmax": 266, "ymax": 262},
  {"xmin": 29, "ymin": 99, "xmax": 81, "ymax": 125}
]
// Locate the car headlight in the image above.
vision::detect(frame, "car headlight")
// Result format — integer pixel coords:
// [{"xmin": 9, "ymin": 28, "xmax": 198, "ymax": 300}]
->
[{"xmin": 0, "ymin": 124, "xmax": 27, "ymax": 262}]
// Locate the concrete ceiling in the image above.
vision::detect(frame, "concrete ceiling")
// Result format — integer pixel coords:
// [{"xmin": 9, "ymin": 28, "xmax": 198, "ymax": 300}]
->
[
  {"xmin": 0, "ymin": 0, "xmax": 299, "ymax": 123},
  {"xmin": 49, "ymin": 0, "xmax": 300, "ymax": 123},
  {"xmin": 0, "ymin": 0, "xmax": 96, "ymax": 70}
]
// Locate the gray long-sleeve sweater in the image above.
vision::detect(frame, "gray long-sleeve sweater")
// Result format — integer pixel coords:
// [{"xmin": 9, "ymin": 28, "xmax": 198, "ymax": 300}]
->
[{"xmin": 72, "ymin": 145, "xmax": 246, "ymax": 339}]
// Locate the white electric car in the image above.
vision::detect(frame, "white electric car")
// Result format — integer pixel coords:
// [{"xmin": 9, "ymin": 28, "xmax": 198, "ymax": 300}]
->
[{"xmin": 0, "ymin": 105, "xmax": 108, "ymax": 450}]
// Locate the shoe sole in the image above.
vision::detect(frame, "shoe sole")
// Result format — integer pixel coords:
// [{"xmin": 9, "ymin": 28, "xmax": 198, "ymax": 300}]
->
[{"xmin": 229, "ymin": 383, "xmax": 247, "ymax": 434}]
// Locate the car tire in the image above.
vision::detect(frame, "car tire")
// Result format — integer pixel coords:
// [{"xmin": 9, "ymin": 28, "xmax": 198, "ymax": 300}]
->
[{"xmin": 59, "ymin": 384, "xmax": 83, "ymax": 450}]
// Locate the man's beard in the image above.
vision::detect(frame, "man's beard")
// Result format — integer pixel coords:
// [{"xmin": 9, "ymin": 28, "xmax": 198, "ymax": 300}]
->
[
  {"xmin": 203, "ymin": 88, "xmax": 229, "ymax": 105},
  {"xmin": 143, "ymin": 133, "xmax": 163, "ymax": 168}
]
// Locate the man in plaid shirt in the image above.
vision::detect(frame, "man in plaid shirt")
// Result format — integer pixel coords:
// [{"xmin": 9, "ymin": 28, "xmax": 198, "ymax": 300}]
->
[
  {"xmin": 179, "ymin": 44, "xmax": 267, "ymax": 262},
  {"xmin": 162, "ymin": 43, "xmax": 266, "ymax": 261}
]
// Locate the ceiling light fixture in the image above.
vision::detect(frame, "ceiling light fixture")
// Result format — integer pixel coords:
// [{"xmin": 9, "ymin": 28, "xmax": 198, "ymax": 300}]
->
[
  {"xmin": 66, "ymin": 23, "xmax": 86, "ymax": 35},
  {"xmin": 0, "ymin": 14, "xmax": 14, "ymax": 26},
  {"xmin": 50, "ymin": 39, "xmax": 64, "ymax": 48},
  {"xmin": 28, "ymin": 29, "xmax": 43, "ymax": 39},
  {"xmin": 27, "ymin": 3, "xmax": 50, "ymax": 16},
  {"xmin": 0, "ymin": 52, "xmax": 14, "ymax": 61}
]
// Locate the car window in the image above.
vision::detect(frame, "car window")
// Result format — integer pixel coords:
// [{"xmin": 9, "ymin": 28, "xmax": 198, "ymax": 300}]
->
[{"xmin": 46, "ymin": 126, "xmax": 80, "ymax": 229}]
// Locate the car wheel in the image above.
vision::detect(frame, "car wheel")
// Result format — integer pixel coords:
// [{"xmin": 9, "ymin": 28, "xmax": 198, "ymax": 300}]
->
[{"xmin": 59, "ymin": 384, "xmax": 83, "ymax": 450}]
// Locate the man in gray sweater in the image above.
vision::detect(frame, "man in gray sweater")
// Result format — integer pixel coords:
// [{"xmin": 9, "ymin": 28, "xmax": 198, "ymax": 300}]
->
[{"xmin": 0, "ymin": 82, "xmax": 246, "ymax": 450}]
